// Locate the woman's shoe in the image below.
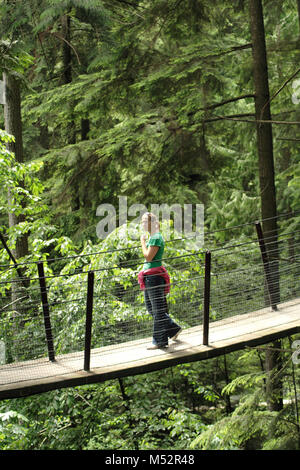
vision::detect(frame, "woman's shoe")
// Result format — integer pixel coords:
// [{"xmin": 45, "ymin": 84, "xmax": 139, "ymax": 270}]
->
[
  {"xmin": 170, "ymin": 328, "xmax": 182, "ymax": 341},
  {"xmin": 146, "ymin": 344, "xmax": 168, "ymax": 350}
]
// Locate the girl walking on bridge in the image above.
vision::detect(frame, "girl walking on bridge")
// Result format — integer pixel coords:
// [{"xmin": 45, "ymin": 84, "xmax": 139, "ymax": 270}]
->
[{"xmin": 138, "ymin": 212, "xmax": 182, "ymax": 350}]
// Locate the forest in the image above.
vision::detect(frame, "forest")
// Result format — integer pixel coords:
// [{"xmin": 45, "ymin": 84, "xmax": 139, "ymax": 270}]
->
[{"xmin": 0, "ymin": 0, "xmax": 300, "ymax": 451}]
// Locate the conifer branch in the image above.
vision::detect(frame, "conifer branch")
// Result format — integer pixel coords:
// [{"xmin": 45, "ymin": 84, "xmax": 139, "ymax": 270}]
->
[
  {"xmin": 203, "ymin": 113, "xmax": 255, "ymax": 123},
  {"xmin": 201, "ymin": 94, "xmax": 255, "ymax": 111},
  {"xmin": 212, "ymin": 115, "xmax": 300, "ymax": 125},
  {"xmin": 260, "ymin": 67, "xmax": 300, "ymax": 119}
]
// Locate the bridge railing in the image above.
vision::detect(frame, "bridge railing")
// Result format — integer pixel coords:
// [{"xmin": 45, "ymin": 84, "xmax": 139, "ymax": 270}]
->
[
  {"xmin": 208, "ymin": 224, "xmax": 300, "ymax": 330},
  {"xmin": 0, "ymin": 212, "xmax": 299, "ymax": 371}
]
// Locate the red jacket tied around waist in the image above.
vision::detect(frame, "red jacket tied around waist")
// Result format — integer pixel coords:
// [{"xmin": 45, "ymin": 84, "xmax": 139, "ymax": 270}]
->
[{"xmin": 138, "ymin": 266, "xmax": 171, "ymax": 295}]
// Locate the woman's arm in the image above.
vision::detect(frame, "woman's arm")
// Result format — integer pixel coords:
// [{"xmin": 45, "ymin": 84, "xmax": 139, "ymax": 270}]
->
[{"xmin": 140, "ymin": 235, "xmax": 159, "ymax": 262}]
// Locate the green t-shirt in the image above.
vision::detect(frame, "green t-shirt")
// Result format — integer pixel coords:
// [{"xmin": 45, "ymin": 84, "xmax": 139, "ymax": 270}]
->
[{"xmin": 143, "ymin": 232, "xmax": 164, "ymax": 270}]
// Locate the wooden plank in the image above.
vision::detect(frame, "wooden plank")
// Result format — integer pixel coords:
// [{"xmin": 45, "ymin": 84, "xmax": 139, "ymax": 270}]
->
[{"xmin": 0, "ymin": 298, "xmax": 299, "ymax": 400}]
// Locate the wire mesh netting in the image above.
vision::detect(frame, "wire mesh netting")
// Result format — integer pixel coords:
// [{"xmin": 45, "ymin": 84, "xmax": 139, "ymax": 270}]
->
[
  {"xmin": 209, "ymin": 232, "xmax": 300, "ymax": 323},
  {"xmin": 0, "ymin": 212, "xmax": 299, "ymax": 369},
  {"xmin": 0, "ymin": 249, "xmax": 206, "ymax": 364}
]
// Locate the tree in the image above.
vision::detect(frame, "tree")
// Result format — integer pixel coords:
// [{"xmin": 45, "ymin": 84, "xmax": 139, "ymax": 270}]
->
[
  {"xmin": 3, "ymin": 71, "xmax": 28, "ymax": 261},
  {"xmin": 249, "ymin": 0, "xmax": 282, "ymax": 412},
  {"xmin": 0, "ymin": 39, "xmax": 33, "ymax": 317}
]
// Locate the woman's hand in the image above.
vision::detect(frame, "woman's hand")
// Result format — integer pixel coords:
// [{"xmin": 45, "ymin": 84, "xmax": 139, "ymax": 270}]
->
[
  {"xmin": 140, "ymin": 233, "xmax": 147, "ymax": 244},
  {"xmin": 140, "ymin": 234, "xmax": 159, "ymax": 262}
]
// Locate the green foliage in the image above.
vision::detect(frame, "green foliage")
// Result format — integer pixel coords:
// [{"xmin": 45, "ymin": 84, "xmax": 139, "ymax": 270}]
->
[
  {"xmin": 0, "ymin": 40, "xmax": 34, "ymax": 77},
  {"xmin": 0, "ymin": 410, "xmax": 30, "ymax": 449},
  {"xmin": 0, "ymin": 369, "xmax": 207, "ymax": 450},
  {"xmin": 0, "ymin": 0, "xmax": 300, "ymax": 452},
  {"xmin": 191, "ymin": 391, "xmax": 272, "ymax": 450},
  {"xmin": 190, "ymin": 342, "xmax": 300, "ymax": 450},
  {"xmin": 0, "ymin": 336, "xmax": 299, "ymax": 450},
  {"xmin": 0, "ymin": 129, "xmax": 77, "ymax": 270}
]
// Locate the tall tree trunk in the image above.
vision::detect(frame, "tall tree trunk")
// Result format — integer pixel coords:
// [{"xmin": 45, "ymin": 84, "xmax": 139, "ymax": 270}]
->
[
  {"xmin": 297, "ymin": 0, "xmax": 300, "ymax": 35},
  {"xmin": 62, "ymin": 14, "xmax": 72, "ymax": 86},
  {"xmin": 3, "ymin": 72, "xmax": 28, "ymax": 261},
  {"xmin": 62, "ymin": 14, "xmax": 76, "ymax": 145},
  {"xmin": 81, "ymin": 118, "xmax": 90, "ymax": 141},
  {"xmin": 249, "ymin": 0, "xmax": 282, "ymax": 412},
  {"xmin": 61, "ymin": 14, "xmax": 81, "ymax": 217},
  {"xmin": 4, "ymin": 72, "xmax": 29, "ymax": 358}
]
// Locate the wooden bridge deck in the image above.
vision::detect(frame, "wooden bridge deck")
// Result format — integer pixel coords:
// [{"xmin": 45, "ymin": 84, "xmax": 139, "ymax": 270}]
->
[{"xmin": 0, "ymin": 298, "xmax": 299, "ymax": 400}]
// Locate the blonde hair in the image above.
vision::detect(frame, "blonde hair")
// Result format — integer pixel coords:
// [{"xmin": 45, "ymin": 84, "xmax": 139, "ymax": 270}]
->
[{"xmin": 143, "ymin": 212, "xmax": 160, "ymax": 231}]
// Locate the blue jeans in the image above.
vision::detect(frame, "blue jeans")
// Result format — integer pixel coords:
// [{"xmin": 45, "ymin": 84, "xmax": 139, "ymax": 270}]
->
[{"xmin": 144, "ymin": 274, "xmax": 181, "ymax": 346}]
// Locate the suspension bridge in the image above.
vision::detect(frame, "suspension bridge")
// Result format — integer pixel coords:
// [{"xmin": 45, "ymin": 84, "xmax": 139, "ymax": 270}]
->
[{"xmin": 0, "ymin": 213, "xmax": 299, "ymax": 400}]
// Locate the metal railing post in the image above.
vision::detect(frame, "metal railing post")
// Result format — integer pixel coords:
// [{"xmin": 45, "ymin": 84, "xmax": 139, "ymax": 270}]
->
[
  {"xmin": 0, "ymin": 232, "xmax": 28, "ymax": 289},
  {"xmin": 84, "ymin": 270, "xmax": 94, "ymax": 372},
  {"xmin": 37, "ymin": 261, "xmax": 55, "ymax": 362},
  {"xmin": 203, "ymin": 250, "xmax": 211, "ymax": 345},
  {"xmin": 255, "ymin": 221, "xmax": 277, "ymax": 311}
]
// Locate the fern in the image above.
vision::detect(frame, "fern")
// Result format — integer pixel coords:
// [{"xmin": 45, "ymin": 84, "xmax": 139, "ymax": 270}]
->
[
  {"xmin": 191, "ymin": 391, "xmax": 275, "ymax": 450},
  {"xmin": 222, "ymin": 372, "xmax": 265, "ymax": 396}
]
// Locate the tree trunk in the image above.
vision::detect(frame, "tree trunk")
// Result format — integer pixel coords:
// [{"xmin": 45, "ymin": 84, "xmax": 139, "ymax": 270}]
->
[
  {"xmin": 62, "ymin": 14, "xmax": 72, "ymax": 86},
  {"xmin": 61, "ymin": 14, "xmax": 76, "ymax": 145},
  {"xmin": 81, "ymin": 118, "xmax": 90, "ymax": 141},
  {"xmin": 3, "ymin": 72, "xmax": 28, "ymax": 261},
  {"xmin": 61, "ymin": 14, "xmax": 81, "ymax": 220},
  {"xmin": 297, "ymin": 0, "xmax": 300, "ymax": 35},
  {"xmin": 249, "ymin": 0, "xmax": 282, "ymax": 412},
  {"xmin": 4, "ymin": 72, "xmax": 29, "ymax": 357}
]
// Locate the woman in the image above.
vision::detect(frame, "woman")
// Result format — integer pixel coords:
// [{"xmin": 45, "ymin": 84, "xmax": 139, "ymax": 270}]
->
[{"xmin": 139, "ymin": 212, "xmax": 182, "ymax": 350}]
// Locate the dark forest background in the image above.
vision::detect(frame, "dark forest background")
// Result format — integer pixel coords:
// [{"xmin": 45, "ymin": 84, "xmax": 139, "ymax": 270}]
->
[{"xmin": 0, "ymin": 0, "xmax": 300, "ymax": 450}]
